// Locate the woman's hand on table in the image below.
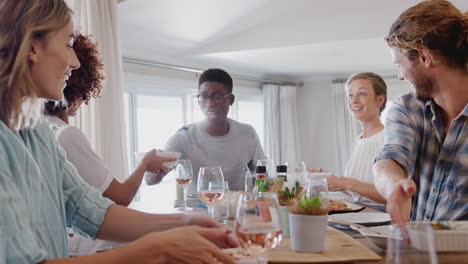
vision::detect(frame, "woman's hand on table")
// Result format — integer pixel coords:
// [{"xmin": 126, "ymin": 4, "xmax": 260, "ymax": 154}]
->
[
  {"xmin": 151, "ymin": 226, "xmax": 236, "ymax": 264},
  {"xmin": 183, "ymin": 214, "xmax": 239, "ymax": 248},
  {"xmin": 386, "ymin": 178, "xmax": 416, "ymax": 224}
]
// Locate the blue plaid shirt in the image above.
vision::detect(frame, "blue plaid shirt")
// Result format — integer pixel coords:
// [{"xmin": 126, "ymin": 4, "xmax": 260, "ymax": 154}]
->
[{"xmin": 376, "ymin": 92, "xmax": 467, "ymax": 221}]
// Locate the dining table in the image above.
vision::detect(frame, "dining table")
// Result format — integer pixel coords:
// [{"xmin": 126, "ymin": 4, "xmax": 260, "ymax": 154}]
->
[{"xmin": 119, "ymin": 197, "xmax": 468, "ymax": 264}]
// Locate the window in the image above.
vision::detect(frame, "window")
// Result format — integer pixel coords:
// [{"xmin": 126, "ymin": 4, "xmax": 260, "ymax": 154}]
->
[
  {"xmin": 123, "ymin": 73, "xmax": 264, "ymax": 211},
  {"xmin": 136, "ymin": 95, "xmax": 184, "ymax": 151},
  {"xmin": 237, "ymin": 99, "xmax": 264, "ymax": 147}
]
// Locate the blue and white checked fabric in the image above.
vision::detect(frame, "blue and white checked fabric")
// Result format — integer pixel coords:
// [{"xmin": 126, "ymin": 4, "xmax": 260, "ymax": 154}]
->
[
  {"xmin": 376, "ymin": 92, "xmax": 467, "ymax": 221},
  {"xmin": 0, "ymin": 119, "xmax": 114, "ymax": 263}
]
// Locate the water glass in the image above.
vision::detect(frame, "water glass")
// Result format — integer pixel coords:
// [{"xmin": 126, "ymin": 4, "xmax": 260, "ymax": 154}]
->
[
  {"xmin": 210, "ymin": 181, "xmax": 230, "ymax": 225},
  {"xmin": 244, "ymin": 168, "xmax": 256, "ymax": 192},
  {"xmin": 305, "ymin": 172, "xmax": 330, "ymax": 212},
  {"xmin": 386, "ymin": 223, "xmax": 438, "ymax": 264},
  {"xmin": 285, "ymin": 161, "xmax": 307, "ymax": 186}
]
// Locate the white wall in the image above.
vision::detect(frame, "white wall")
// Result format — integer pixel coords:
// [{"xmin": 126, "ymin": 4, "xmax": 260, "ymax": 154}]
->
[{"xmin": 297, "ymin": 79, "xmax": 342, "ymax": 173}]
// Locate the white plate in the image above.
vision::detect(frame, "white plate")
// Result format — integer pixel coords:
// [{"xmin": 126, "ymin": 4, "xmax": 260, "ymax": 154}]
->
[{"xmin": 329, "ymin": 212, "xmax": 390, "ymax": 225}]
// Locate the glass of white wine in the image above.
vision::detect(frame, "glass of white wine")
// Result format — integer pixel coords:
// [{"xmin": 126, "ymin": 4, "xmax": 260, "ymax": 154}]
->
[
  {"xmin": 236, "ymin": 192, "xmax": 283, "ymax": 264},
  {"xmin": 174, "ymin": 159, "xmax": 193, "ymax": 211},
  {"xmin": 198, "ymin": 166, "xmax": 225, "ymax": 218}
]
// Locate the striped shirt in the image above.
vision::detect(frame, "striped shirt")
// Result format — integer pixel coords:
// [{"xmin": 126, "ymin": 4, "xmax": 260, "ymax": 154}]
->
[
  {"xmin": 0, "ymin": 119, "xmax": 114, "ymax": 263},
  {"xmin": 376, "ymin": 92, "xmax": 468, "ymax": 221}
]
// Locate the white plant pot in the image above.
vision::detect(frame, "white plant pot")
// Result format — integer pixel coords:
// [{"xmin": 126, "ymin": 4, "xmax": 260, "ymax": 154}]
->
[
  {"xmin": 278, "ymin": 206, "xmax": 290, "ymax": 238},
  {"xmin": 289, "ymin": 213, "xmax": 328, "ymax": 252}
]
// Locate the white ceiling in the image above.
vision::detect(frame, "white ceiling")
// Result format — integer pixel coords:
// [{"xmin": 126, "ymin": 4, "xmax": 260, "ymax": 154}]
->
[{"xmin": 118, "ymin": 0, "xmax": 468, "ymax": 80}]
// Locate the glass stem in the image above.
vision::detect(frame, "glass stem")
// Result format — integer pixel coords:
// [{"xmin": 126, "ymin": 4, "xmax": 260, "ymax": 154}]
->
[
  {"xmin": 182, "ymin": 187, "xmax": 187, "ymax": 210},
  {"xmin": 208, "ymin": 206, "xmax": 214, "ymax": 218}
]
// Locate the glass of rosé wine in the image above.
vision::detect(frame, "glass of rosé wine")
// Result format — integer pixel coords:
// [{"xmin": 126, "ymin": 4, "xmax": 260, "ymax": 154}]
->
[
  {"xmin": 197, "ymin": 166, "xmax": 225, "ymax": 218},
  {"xmin": 235, "ymin": 192, "xmax": 282, "ymax": 264},
  {"xmin": 175, "ymin": 159, "xmax": 193, "ymax": 211}
]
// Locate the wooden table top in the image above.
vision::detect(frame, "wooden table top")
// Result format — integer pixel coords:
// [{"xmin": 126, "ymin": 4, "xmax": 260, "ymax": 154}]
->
[{"xmin": 129, "ymin": 200, "xmax": 468, "ymax": 263}]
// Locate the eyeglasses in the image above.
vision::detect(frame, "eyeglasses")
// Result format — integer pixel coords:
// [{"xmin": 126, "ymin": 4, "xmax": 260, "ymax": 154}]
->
[{"xmin": 197, "ymin": 93, "xmax": 232, "ymax": 104}]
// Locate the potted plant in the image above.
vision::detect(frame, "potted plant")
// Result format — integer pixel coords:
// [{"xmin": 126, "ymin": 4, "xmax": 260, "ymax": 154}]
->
[
  {"xmin": 253, "ymin": 178, "xmax": 303, "ymax": 238},
  {"xmin": 288, "ymin": 185, "xmax": 329, "ymax": 252},
  {"xmin": 253, "ymin": 177, "xmax": 275, "ymax": 193},
  {"xmin": 276, "ymin": 179, "xmax": 303, "ymax": 238}
]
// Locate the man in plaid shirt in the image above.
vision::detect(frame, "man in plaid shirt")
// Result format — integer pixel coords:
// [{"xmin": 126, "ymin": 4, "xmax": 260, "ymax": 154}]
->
[{"xmin": 374, "ymin": 0, "xmax": 468, "ymax": 224}]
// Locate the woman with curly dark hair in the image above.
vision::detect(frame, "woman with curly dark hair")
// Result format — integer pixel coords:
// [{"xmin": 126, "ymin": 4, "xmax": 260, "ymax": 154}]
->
[
  {"xmin": 44, "ymin": 33, "xmax": 176, "ymax": 255},
  {"xmin": 45, "ymin": 33, "xmax": 105, "ymax": 118}
]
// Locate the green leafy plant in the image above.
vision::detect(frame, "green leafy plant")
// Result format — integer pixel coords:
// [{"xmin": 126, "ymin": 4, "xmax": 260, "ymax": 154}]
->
[
  {"xmin": 299, "ymin": 193, "xmax": 322, "ymax": 209},
  {"xmin": 290, "ymin": 193, "xmax": 328, "ymax": 216},
  {"xmin": 277, "ymin": 179, "xmax": 302, "ymax": 206},
  {"xmin": 254, "ymin": 178, "xmax": 274, "ymax": 192}
]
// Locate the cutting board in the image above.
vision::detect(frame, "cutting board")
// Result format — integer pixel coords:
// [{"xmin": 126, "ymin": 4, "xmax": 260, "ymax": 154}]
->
[{"xmin": 268, "ymin": 227, "xmax": 381, "ymax": 263}]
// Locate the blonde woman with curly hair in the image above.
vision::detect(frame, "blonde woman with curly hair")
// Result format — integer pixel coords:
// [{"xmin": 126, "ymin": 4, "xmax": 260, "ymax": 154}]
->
[{"xmin": 0, "ymin": 0, "xmax": 236, "ymax": 263}]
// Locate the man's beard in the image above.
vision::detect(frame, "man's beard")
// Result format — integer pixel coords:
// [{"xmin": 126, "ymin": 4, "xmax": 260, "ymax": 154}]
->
[{"xmin": 412, "ymin": 70, "xmax": 435, "ymax": 100}]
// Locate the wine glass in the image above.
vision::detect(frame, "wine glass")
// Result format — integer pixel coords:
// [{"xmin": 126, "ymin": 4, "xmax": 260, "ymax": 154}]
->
[
  {"xmin": 174, "ymin": 160, "xmax": 193, "ymax": 211},
  {"xmin": 198, "ymin": 166, "xmax": 225, "ymax": 218},
  {"xmin": 386, "ymin": 223, "xmax": 438, "ymax": 264},
  {"xmin": 236, "ymin": 192, "xmax": 282, "ymax": 264}
]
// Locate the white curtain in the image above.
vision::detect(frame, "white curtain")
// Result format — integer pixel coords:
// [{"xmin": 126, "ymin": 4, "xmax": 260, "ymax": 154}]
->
[
  {"xmin": 69, "ymin": 0, "xmax": 128, "ymax": 181},
  {"xmin": 279, "ymin": 85, "xmax": 300, "ymax": 163},
  {"xmin": 263, "ymin": 84, "xmax": 281, "ymax": 165},
  {"xmin": 263, "ymin": 84, "xmax": 300, "ymax": 165},
  {"xmin": 331, "ymin": 82, "xmax": 360, "ymax": 175}
]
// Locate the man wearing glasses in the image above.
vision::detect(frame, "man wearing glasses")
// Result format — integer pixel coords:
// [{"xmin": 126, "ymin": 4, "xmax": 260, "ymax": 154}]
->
[{"xmin": 145, "ymin": 68, "xmax": 265, "ymax": 194}]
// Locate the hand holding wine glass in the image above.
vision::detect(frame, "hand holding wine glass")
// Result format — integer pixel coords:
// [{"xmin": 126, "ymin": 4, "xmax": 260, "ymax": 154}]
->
[
  {"xmin": 198, "ymin": 166, "xmax": 225, "ymax": 218},
  {"xmin": 236, "ymin": 192, "xmax": 282, "ymax": 264},
  {"xmin": 175, "ymin": 159, "xmax": 193, "ymax": 211}
]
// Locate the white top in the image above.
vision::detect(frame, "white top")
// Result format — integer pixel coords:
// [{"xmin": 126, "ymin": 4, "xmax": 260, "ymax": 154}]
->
[
  {"xmin": 145, "ymin": 118, "xmax": 265, "ymax": 194},
  {"xmin": 45, "ymin": 115, "xmax": 114, "ymax": 256},
  {"xmin": 344, "ymin": 130, "xmax": 384, "ymax": 206}
]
